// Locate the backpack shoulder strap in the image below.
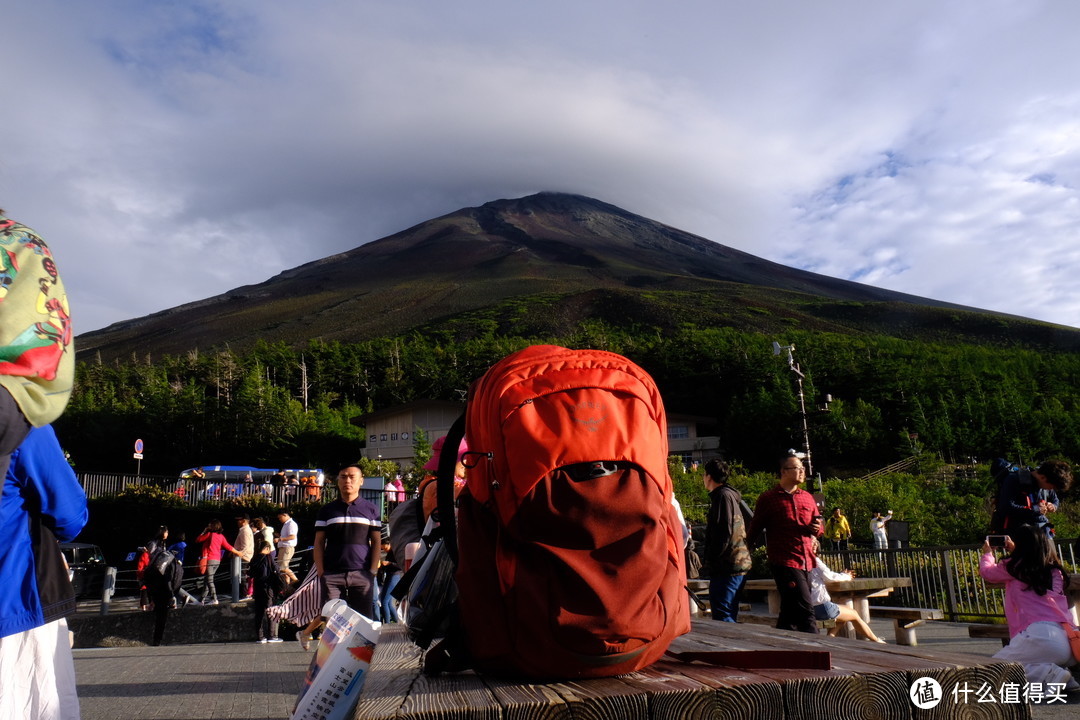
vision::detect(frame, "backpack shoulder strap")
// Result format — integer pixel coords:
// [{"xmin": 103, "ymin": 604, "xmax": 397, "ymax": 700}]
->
[{"xmin": 437, "ymin": 413, "xmax": 467, "ymax": 564}]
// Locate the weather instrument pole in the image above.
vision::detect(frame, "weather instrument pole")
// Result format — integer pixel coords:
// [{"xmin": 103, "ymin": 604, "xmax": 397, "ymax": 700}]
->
[{"xmin": 771, "ymin": 341, "xmax": 813, "ymax": 477}]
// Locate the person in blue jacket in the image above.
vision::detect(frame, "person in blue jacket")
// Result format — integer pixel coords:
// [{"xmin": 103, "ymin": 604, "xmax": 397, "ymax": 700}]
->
[{"xmin": 0, "ymin": 424, "xmax": 88, "ymax": 719}]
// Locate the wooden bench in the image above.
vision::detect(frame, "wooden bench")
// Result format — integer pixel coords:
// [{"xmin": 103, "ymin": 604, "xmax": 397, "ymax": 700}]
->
[
  {"xmin": 968, "ymin": 623, "xmax": 1010, "ymax": 646},
  {"xmin": 868, "ymin": 606, "xmax": 943, "ymax": 646},
  {"xmin": 355, "ymin": 622, "xmax": 1029, "ymax": 719}
]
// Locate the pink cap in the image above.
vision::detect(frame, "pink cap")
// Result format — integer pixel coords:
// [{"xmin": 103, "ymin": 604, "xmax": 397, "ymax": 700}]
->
[{"xmin": 423, "ymin": 435, "xmax": 468, "ymax": 471}]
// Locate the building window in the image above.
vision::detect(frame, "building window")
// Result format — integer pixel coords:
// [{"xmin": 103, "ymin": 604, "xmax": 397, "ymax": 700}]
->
[
  {"xmin": 668, "ymin": 425, "xmax": 689, "ymax": 440},
  {"xmin": 380, "ymin": 434, "xmax": 388, "ymax": 442},
  {"xmin": 391, "ymin": 433, "xmax": 398, "ymax": 441}
]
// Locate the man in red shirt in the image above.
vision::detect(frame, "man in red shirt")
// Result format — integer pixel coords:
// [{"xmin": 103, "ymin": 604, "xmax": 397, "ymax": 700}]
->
[{"xmin": 746, "ymin": 453, "xmax": 823, "ymax": 633}]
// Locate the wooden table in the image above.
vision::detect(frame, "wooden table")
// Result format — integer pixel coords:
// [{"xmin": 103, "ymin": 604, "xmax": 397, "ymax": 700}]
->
[
  {"xmin": 355, "ymin": 621, "xmax": 1029, "ymax": 719},
  {"xmin": 744, "ymin": 576, "xmax": 913, "ymax": 639}
]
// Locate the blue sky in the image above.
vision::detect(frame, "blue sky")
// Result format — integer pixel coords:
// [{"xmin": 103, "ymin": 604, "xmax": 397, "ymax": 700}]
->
[{"xmin": 5, "ymin": 1, "xmax": 1080, "ymax": 331}]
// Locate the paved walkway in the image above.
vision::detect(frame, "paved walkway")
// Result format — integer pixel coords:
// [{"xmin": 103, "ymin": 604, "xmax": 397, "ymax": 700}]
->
[
  {"xmin": 74, "ymin": 642, "xmax": 313, "ymax": 720},
  {"xmin": 72, "ymin": 608, "xmax": 1080, "ymax": 719}
]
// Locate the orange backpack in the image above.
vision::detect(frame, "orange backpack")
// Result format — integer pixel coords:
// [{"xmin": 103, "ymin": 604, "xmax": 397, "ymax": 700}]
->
[{"xmin": 453, "ymin": 345, "xmax": 690, "ymax": 679}]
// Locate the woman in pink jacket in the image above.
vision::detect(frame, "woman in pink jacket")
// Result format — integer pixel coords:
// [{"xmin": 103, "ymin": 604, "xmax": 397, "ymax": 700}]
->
[
  {"xmin": 978, "ymin": 524, "xmax": 1079, "ymax": 691},
  {"xmin": 196, "ymin": 519, "xmax": 242, "ymax": 605}
]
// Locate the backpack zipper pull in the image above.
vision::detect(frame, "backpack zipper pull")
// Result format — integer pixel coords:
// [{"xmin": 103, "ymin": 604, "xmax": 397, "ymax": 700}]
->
[{"xmin": 482, "ymin": 452, "xmax": 499, "ymax": 490}]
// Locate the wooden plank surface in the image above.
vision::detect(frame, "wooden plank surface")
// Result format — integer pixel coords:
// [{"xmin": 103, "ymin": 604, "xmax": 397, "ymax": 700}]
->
[
  {"xmin": 357, "ymin": 621, "xmax": 1031, "ymax": 720},
  {"xmin": 352, "ymin": 625, "xmax": 423, "ymax": 720}
]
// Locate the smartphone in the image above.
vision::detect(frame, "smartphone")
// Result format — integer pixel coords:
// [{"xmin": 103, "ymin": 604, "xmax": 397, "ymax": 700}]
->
[{"xmin": 986, "ymin": 535, "xmax": 1008, "ymax": 548}]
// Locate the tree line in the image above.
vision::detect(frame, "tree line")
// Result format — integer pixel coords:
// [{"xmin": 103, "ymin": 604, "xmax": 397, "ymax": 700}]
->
[{"xmin": 59, "ymin": 323, "xmax": 1080, "ymax": 479}]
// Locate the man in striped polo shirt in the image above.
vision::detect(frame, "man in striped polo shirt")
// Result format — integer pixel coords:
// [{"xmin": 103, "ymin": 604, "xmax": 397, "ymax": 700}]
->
[{"xmin": 313, "ymin": 465, "xmax": 382, "ymax": 616}]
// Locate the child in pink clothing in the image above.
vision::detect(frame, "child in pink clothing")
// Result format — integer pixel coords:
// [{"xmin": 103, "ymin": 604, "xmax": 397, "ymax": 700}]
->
[{"xmin": 978, "ymin": 524, "xmax": 1079, "ymax": 691}]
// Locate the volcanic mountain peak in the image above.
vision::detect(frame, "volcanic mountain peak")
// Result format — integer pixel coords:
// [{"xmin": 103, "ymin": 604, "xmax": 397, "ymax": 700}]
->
[{"xmin": 78, "ymin": 192, "xmax": 1052, "ymax": 361}]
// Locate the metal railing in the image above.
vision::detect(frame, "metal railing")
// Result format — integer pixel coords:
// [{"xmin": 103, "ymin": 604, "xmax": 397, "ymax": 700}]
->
[
  {"xmin": 859, "ymin": 455, "xmax": 921, "ymax": 481},
  {"xmin": 79, "ymin": 473, "xmax": 174, "ymax": 499},
  {"xmin": 816, "ymin": 540, "xmax": 1079, "ymax": 622},
  {"xmin": 94, "ymin": 549, "xmax": 315, "ymax": 615}
]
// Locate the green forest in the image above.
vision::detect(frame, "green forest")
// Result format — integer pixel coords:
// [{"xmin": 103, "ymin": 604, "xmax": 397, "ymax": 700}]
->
[
  {"xmin": 60, "ymin": 320, "xmax": 1080, "ymax": 546},
  {"xmin": 60, "ymin": 323, "xmax": 1080, "ymax": 475}
]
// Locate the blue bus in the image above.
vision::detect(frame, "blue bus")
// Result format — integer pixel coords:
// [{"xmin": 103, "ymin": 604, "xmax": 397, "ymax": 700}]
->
[{"xmin": 178, "ymin": 466, "xmax": 324, "ymax": 502}]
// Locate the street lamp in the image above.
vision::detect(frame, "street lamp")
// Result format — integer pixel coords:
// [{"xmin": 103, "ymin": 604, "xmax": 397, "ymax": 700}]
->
[{"xmin": 772, "ymin": 341, "xmax": 813, "ymax": 477}]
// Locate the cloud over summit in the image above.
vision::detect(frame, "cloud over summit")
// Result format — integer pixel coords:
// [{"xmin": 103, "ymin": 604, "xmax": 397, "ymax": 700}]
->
[{"xmin": 5, "ymin": 1, "xmax": 1080, "ymax": 331}]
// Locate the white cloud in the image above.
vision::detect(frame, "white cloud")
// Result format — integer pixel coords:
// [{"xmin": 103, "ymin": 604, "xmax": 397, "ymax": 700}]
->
[
  {"xmin": 4, "ymin": 0, "xmax": 1080, "ymax": 331},
  {"xmin": 781, "ymin": 91, "xmax": 1080, "ymax": 325}
]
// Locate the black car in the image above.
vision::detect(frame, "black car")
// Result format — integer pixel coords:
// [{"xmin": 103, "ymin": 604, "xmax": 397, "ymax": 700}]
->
[{"xmin": 60, "ymin": 542, "xmax": 108, "ymax": 599}]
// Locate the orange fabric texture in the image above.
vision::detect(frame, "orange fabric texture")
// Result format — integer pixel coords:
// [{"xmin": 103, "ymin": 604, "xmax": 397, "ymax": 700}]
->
[{"xmin": 456, "ymin": 345, "xmax": 690, "ymax": 679}]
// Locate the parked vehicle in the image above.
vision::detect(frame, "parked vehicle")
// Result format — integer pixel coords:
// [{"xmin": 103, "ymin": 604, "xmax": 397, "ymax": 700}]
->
[{"xmin": 60, "ymin": 542, "xmax": 108, "ymax": 598}]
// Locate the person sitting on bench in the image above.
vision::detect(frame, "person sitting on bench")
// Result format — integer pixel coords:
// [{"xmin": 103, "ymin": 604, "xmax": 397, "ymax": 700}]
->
[{"xmin": 810, "ymin": 540, "xmax": 887, "ymax": 643}]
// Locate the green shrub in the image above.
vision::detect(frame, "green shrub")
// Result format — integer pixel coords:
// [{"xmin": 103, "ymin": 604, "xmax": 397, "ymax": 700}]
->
[
  {"xmin": 109, "ymin": 483, "xmax": 188, "ymax": 509},
  {"xmin": 187, "ymin": 493, "xmax": 335, "ymax": 522}
]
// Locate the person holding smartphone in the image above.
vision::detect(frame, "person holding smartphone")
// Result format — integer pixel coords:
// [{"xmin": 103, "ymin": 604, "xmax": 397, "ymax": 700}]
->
[
  {"xmin": 991, "ymin": 459, "xmax": 1072, "ymax": 538},
  {"xmin": 870, "ymin": 510, "xmax": 893, "ymax": 550},
  {"xmin": 978, "ymin": 525, "xmax": 1079, "ymax": 691}
]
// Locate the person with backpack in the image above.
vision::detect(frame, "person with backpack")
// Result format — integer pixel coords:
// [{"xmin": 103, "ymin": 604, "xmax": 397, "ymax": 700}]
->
[
  {"xmin": 702, "ymin": 459, "xmax": 752, "ymax": 622},
  {"xmin": 250, "ymin": 536, "xmax": 284, "ymax": 643},
  {"xmin": 746, "ymin": 452, "xmax": 823, "ymax": 634},
  {"xmin": 823, "ymin": 507, "xmax": 852, "ymax": 552},
  {"xmin": 138, "ymin": 526, "xmax": 183, "ymax": 646},
  {"xmin": 136, "ymin": 526, "xmax": 169, "ymax": 612},
  {"xmin": 991, "ymin": 459, "xmax": 1072, "ymax": 537},
  {"xmin": 0, "ymin": 425, "xmax": 86, "ymax": 719},
  {"xmin": 978, "ymin": 524, "xmax": 1080, "ymax": 691},
  {"xmin": 168, "ymin": 531, "xmax": 200, "ymax": 607}
]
